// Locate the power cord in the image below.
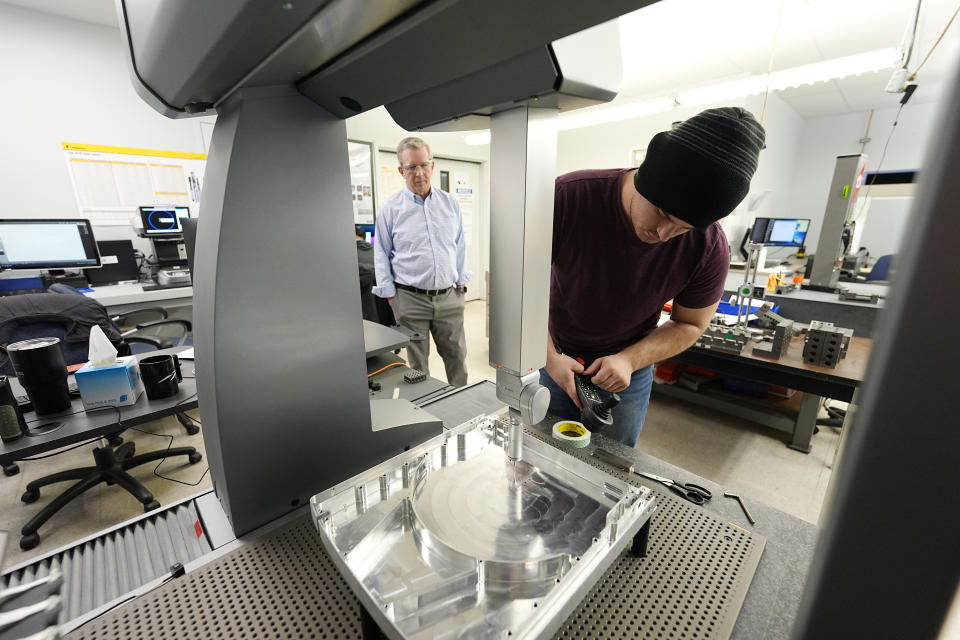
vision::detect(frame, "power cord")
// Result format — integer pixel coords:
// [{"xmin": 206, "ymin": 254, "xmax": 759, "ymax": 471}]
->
[
  {"xmin": 368, "ymin": 362, "xmax": 407, "ymax": 378},
  {"xmin": 125, "ymin": 393, "xmax": 209, "ymax": 487},
  {"xmin": 82, "ymin": 400, "xmax": 209, "ymax": 487},
  {"xmin": 73, "ymin": 562, "xmax": 187, "ymax": 630}
]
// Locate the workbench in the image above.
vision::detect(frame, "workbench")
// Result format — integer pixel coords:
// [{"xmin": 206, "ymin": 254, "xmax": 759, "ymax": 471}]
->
[{"xmin": 657, "ymin": 334, "xmax": 870, "ymax": 452}]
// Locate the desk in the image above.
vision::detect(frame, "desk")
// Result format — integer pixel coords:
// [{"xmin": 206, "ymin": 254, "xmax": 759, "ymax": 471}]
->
[
  {"xmin": 84, "ymin": 283, "xmax": 193, "ymax": 316},
  {"xmin": 658, "ymin": 334, "xmax": 870, "ymax": 452},
  {"xmin": 0, "ymin": 349, "xmax": 200, "ymax": 550},
  {"xmin": 0, "ymin": 354, "xmax": 197, "ymax": 467}
]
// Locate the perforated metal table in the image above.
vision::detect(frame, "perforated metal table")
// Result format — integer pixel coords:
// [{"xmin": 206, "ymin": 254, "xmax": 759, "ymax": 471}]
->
[{"xmin": 66, "ymin": 382, "xmax": 817, "ymax": 640}]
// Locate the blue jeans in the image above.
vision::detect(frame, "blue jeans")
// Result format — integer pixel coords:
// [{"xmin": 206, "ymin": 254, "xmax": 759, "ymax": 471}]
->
[{"xmin": 539, "ymin": 365, "xmax": 654, "ymax": 447}]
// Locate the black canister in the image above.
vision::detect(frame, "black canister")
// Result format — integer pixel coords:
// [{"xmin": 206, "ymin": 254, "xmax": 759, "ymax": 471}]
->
[
  {"xmin": 6, "ymin": 337, "xmax": 72, "ymax": 415},
  {"xmin": 0, "ymin": 376, "xmax": 28, "ymax": 442}
]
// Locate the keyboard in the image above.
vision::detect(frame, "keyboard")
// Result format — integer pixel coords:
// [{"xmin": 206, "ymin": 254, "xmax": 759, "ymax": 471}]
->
[{"xmin": 142, "ymin": 282, "xmax": 192, "ymax": 291}]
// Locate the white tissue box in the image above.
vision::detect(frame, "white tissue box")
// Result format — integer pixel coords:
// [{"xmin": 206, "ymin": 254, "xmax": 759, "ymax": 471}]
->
[{"xmin": 75, "ymin": 356, "xmax": 144, "ymax": 410}]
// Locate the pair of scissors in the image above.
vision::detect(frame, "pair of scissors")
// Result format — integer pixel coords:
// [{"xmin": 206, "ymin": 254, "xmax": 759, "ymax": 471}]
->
[{"xmin": 636, "ymin": 471, "xmax": 713, "ymax": 505}]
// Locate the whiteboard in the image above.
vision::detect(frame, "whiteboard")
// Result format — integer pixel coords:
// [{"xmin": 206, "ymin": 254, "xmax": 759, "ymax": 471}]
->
[{"xmin": 62, "ymin": 142, "xmax": 206, "ymax": 226}]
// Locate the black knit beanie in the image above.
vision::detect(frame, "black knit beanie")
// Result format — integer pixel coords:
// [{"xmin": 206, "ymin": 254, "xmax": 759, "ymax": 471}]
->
[{"xmin": 633, "ymin": 107, "xmax": 765, "ymax": 230}]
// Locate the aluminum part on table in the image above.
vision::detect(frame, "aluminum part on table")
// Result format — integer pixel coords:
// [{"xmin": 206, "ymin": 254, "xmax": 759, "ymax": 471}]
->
[{"xmin": 310, "ymin": 414, "xmax": 656, "ymax": 639}]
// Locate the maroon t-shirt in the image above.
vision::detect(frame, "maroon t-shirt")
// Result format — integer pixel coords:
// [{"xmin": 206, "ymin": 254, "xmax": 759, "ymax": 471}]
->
[{"xmin": 549, "ymin": 168, "xmax": 730, "ymax": 360}]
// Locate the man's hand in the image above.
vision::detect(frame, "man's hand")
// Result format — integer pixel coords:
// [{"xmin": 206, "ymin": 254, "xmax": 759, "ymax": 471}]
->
[
  {"xmin": 387, "ymin": 296, "xmax": 394, "ymax": 307},
  {"xmin": 583, "ymin": 353, "xmax": 634, "ymax": 393},
  {"xmin": 545, "ymin": 348, "xmax": 585, "ymax": 409}
]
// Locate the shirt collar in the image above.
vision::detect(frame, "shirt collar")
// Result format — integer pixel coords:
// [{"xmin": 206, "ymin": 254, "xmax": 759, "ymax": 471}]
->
[{"xmin": 403, "ymin": 185, "xmax": 432, "ymax": 204}]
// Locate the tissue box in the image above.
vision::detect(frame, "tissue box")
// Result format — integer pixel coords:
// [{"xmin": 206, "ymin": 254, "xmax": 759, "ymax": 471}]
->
[{"xmin": 75, "ymin": 356, "xmax": 144, "ymax": 410}]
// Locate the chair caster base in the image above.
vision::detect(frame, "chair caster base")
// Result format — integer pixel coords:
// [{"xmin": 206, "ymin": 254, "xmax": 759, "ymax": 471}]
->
[
  {"xmin": 4, "ymin": 463, "xmax": 20, "ymax": 477},
  {"xmin": 20, "ymin": 532, "xmax": 39, "ymax": 551},
  {"xmin": 22, "ymin": 489, "xmax": 39, "ymax": 504},
  {"xmin": 144, "ymin": 500, "xmax": 161, "ymax": 512},
  {"xmin": 189, "ymin": 452, "xmax": 203, "ymax": 464}
]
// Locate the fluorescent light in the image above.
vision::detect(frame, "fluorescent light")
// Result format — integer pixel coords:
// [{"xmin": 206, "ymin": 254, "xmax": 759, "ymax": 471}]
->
[
  {"xmin": 461, "ymin": 47, "xmax": 900, "ymax": 142},
  {"xmin": 462, "ymin": 98, "xmax": 675, "ymax": 145},
  {"xmin": 677, "ymin": 48, "xmax": 899, "ymax": 107},
  {"xmin": 465, "ymin": 132, "xmax": 490, "ymax": 145},
  {"xmin": 555, "ymin": 97, "xmax": 677, "ymax": 131}
]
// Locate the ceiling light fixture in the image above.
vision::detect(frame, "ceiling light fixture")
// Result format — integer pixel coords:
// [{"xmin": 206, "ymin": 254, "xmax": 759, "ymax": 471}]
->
[
  {"xmin": 462, "ymin": 47, "xmax": 899, "ymax": 144},
  {"xmin": 677, "ymin": 48, "xmax": 900, "ymax": 107}
]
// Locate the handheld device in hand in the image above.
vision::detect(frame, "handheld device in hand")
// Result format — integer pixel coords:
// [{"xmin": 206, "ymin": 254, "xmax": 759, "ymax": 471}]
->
[{"xmin": 575, "ymin": 374, "xmax": 621, "ymax": 433}]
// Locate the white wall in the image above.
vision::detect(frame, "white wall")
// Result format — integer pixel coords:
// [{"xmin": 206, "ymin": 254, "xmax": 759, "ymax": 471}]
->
[
  {"xmin": 555, "ymin": 93, "xmax": 938, "ymax": 260},
  {"xmin": 738, "ymin": 93, "xmax": 805, "ymax": 257},
  {"xmin": 0, "ymin": 3, "xmax": 211, "ymax": 249},
  {"xmin": 784, "ymin": 101, "xmax": 939, "ymax": 254},
  {"xmin": 555, "ymin": 94, "xmax": 806, "ymax": 257}
]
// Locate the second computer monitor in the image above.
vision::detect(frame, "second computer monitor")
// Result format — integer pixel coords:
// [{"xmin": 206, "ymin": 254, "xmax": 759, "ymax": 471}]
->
[
  {"xmin": 0, "ymin": 219, "xmax": 101, "ymax": 270},
  {"xmin": 750, "ymin": 218, "xmax": 810, "ymax": 247},
  {"xmin": 140, "ymin": 206, "xmax": 190, "ymax": 236}
]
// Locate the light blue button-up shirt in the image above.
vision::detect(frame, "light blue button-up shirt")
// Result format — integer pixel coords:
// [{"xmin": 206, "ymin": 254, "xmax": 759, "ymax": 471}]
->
[{"xmin": 372, "ymin": 186, "xmax": 472, "ymax": 298}]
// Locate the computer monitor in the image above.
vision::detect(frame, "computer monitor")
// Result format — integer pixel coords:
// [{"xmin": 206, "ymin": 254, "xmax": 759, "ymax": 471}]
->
[
  {"xmin": 0, "ymin": 219, "xmax": 101, "ymax": 270},
  {"xmin": 182, "ymin": 218, "xmax": 198, "ymax": 271},
  {"xmin": 356, "ymin": 223, "xmax": 375, "ymax": 244},
  {"xmin": 750, "ymin": 218, "xmax": 810, "ymax": 247},
  {"xmin": 87, "ymin": 240, "xmax": 138, "ymax": 285},
  {"xmin": 139, "ymin": 206, "xmax": 191, "ymax": 236}
]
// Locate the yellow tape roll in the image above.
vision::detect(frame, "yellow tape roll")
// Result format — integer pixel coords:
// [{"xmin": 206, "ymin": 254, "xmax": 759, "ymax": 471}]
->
[{"xmin": 552, "ymin": 420, "xmax": 591, "ymax": 448}]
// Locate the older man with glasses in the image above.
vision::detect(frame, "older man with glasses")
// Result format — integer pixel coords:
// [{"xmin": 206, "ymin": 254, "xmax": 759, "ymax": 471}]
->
[{"xmin": 373, "ymin": 136, "xmax": 471, "ymax": 387}]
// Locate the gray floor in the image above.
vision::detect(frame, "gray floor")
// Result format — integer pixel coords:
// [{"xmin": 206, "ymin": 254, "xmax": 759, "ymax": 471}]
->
[{"xmin": 0, "ymin": 409, "xmax": 210, "ymax": 569}]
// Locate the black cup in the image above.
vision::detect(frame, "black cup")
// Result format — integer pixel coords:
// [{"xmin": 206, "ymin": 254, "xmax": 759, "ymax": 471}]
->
[
  {"xmin": 6, "ymin": 337, "xmax": 71, "ymax": 415},
  {"xmin": 140, "ymin": 354, "xmax": 182, "ymax": 400}
]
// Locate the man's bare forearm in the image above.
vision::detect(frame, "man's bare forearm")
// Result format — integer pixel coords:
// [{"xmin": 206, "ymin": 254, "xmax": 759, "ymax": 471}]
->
[{"xmin": 620, "ymin": 320, "xmax": 705, "ymax": 371}]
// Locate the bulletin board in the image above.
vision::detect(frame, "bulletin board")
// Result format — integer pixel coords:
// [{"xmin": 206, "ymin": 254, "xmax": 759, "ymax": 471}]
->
[
  {"xmin": 348, "ymin": 140, "xmax": 376, "ymax": 225},
  {"xmin": 62, "ymin": 142, "xmax": 206, "ymax": 225}
]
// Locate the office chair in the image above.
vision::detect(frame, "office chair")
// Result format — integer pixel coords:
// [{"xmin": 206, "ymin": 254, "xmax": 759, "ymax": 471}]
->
[
  {"xmin": 0, "ymin": 292, "xmax": 202, "ymax": 550},
  {"xmin": 865, "ymin": 254, "xmax": 894, "ymax": 282}
]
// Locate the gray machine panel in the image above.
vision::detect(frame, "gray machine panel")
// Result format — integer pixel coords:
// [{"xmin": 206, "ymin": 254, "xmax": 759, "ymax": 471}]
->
[
  {"xmin": 301, "ymin": 2, "xmax": 637, "ymax": 122},
  {"xmin": 194, "ymin": 87, "xmax": 438, "ymax": 537},
  {"xmin": 119, "ymin": 0, "xmax": 332, "ymax": 115},
  {"xmin": 120, "ymin": 0, "xmax": 651, "ymax": 121},
  {"xmin": 386, "ymin": 21, "xmax": 623, "ymax": 131},
  {"xmin": 807, "ymin": 154, "xmax": 866, "ymax": 289},
  {"xmin": 362, "ymin": 321, "xmax": 409, "ymax": 358},
  {"xmin": 488, "ymin": 107, "xmax": 557, "ymax": 375}
]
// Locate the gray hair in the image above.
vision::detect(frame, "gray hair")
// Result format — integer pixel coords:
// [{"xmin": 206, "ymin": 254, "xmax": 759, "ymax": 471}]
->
[{"xmin": 396, "ymin": 136, "xmax": 432, "ymax": 165}]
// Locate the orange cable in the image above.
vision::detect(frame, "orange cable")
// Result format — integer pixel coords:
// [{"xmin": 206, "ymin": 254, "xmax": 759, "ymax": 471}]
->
[{"xmin": 367, "ymin": 362, "xmax": 407, "ymax": 378}]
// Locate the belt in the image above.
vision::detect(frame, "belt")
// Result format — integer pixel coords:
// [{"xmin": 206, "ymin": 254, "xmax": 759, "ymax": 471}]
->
[{"xmin": 396, "ymin": 282, "xmax": 452, "ymax": 296}]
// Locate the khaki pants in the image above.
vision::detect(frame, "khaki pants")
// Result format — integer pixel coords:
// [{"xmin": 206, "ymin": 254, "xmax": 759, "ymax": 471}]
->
[{"xmin": 392, "ymin": 287, "xmax": 468, "ymax": 387}]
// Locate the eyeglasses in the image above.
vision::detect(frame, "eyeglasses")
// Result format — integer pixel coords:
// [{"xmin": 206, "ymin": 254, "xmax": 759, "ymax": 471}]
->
[{"xmin": 401, "ymin": 161, "xmax": 433, "ymax": 174}]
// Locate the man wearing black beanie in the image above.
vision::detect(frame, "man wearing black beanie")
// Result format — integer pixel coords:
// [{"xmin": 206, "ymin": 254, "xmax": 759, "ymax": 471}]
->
[{"xmin": 542, "ymin": 107, "xmax": 765, "ymax": 447}]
